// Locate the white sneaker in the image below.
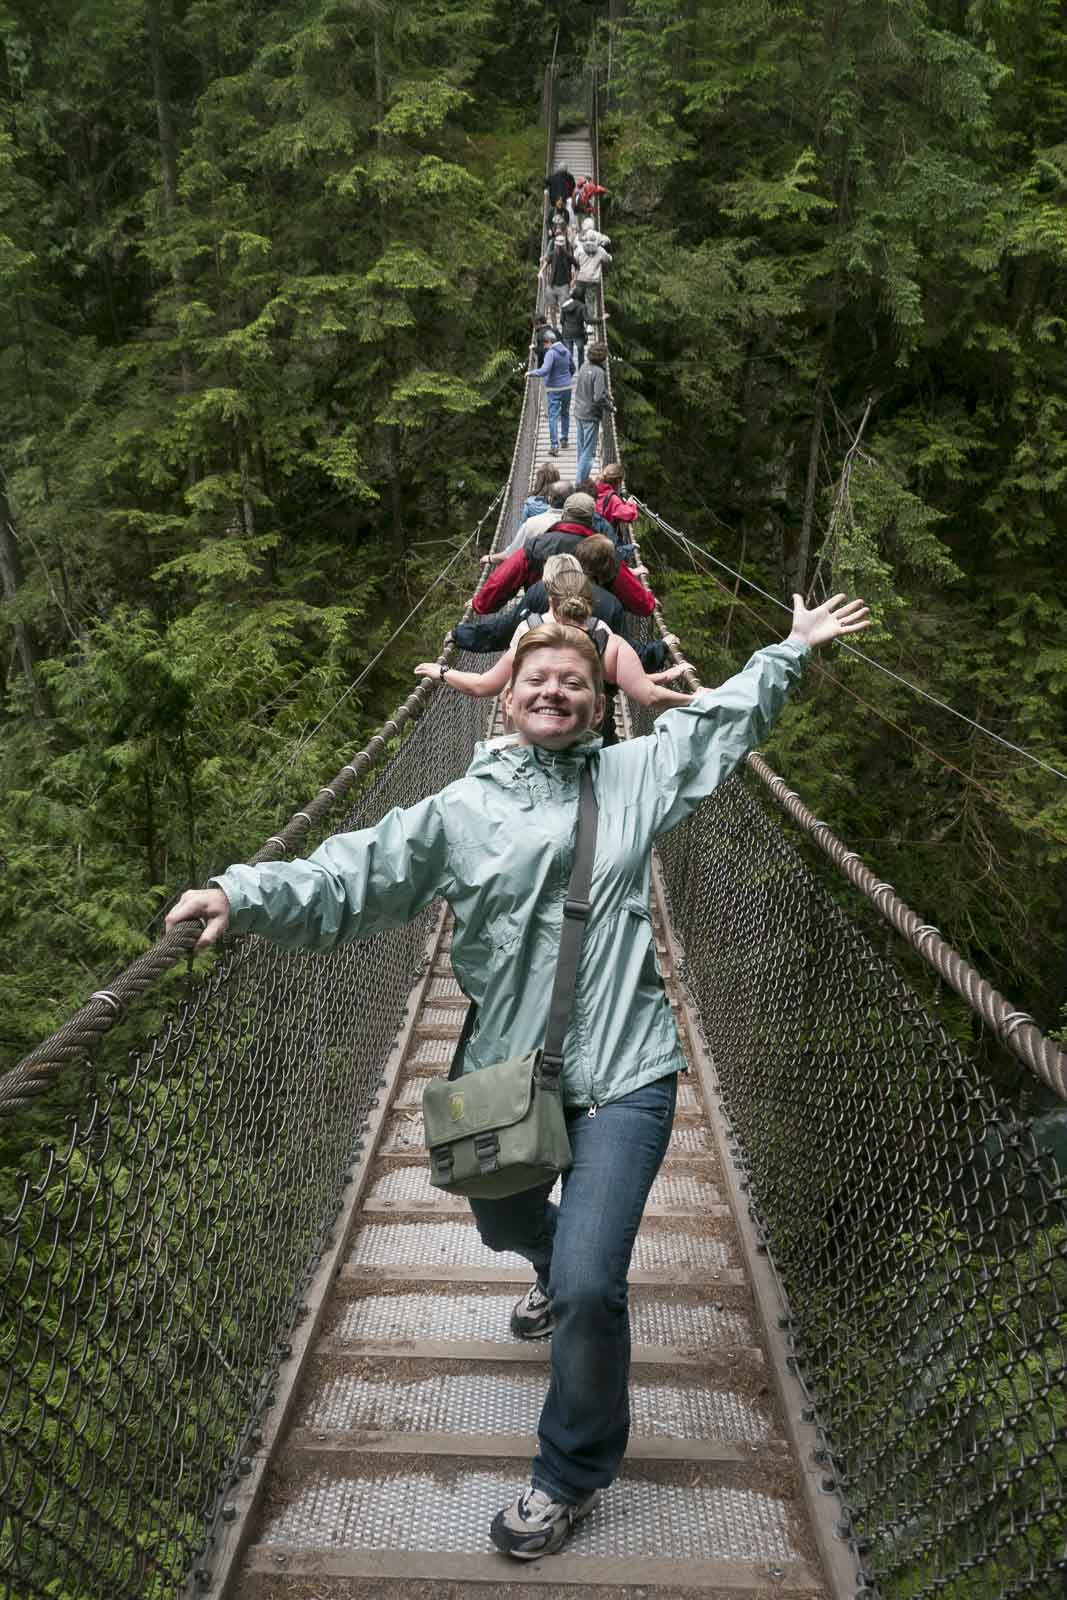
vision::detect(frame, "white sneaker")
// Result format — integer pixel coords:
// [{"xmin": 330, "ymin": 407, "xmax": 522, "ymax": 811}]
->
[
  {"xmin": 490, "ymin": 1483, "xmax": 600, "ymax": 1559},
  {"xmin": 510, "ymin": 1281, "xmax": 554, "ymax": 1339}
]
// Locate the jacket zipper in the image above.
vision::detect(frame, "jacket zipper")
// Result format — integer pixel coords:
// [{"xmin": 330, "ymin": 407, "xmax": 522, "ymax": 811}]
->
[{"xmin": 587, "ymin": 1102, "xmax": 599, "ymax": 1118}]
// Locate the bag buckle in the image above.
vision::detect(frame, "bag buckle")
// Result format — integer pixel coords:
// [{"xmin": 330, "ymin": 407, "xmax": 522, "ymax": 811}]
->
[
  {"xmin": 539, "ymin": 1050, "xmax": 564, "ymax": 1083},
  {"xmin": 473, "ymin": 1130, "xmax": 500, "ymax": 1175},
  {"xmin": 563, "ymin": 896, "xmax": 591, "ymax": 921},
  {"xmin": 432, "ymin": 1146, "xmax": 454, "ymax": 1184}
]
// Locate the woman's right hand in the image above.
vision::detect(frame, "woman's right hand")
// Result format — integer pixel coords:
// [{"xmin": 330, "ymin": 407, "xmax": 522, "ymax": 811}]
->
[
  {"xmin": 165, "ymin": 887, "xmax": 231, "ymax": 950},
  {"xmin": 413, "ymin": 662, "xmax": 441, "ymax": 679}
]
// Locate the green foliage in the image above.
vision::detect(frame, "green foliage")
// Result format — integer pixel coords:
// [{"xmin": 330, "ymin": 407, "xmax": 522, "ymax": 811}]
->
[
  {"xmin": 0, "ymin": 0, "xmax": 539, "ymax": 1082},
  {"xmin": 602, "ymin": 0, "xmax": 1067, "ymax": 1029}
]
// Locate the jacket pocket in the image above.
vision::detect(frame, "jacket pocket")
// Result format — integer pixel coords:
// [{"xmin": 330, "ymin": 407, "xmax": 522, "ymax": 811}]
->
[{"xmin": 624, "ymin": 897, "xmax": 664, "ymax": 988}]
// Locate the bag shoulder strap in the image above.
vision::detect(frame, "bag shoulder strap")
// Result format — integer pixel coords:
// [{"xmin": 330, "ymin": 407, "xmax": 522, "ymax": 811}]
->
[{"xmin": 541, "ymin": 765, "xmax": 598, "ymax": 1081}]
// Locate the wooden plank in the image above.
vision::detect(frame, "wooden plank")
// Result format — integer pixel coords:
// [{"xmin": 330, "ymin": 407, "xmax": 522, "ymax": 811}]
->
[
  {"xmin": 358, "ymin": 1202, "xmax": 732, "ymax": 1222},
  {"xmin": 241, "ymin": 1548, "xmax": 825, "ymax": 1593},
  {"xmin": 285, "ymin": 1429, "xmax": 782, "ymax": 1465},
  {"xmin": 341, "ymin": 1264, "xmax": 747, "ymax": 1287},
  {"xmin": 313, "ymin": 1336, "xmax": 763, "ymax": 1368}
]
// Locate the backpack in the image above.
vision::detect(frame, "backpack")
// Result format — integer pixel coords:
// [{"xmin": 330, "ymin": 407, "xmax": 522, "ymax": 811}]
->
[{"xmin": 526, "ymin": 613, "xmax": 607, "ymax": 659}]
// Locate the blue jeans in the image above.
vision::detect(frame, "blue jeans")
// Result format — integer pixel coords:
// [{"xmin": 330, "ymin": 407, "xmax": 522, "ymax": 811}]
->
[
  {"xmin": 576, "ymin": 416, "xmax": 599, "ymax": 483},
  {"xmin": 469, "ymin": 1073, "xmax": 678, "ymax": 1502},
  {"xmin": 563, "ymin": 336, "xmax": 585, "ymax": 371},
  {"xmin": 546, "ymin": 387, "xmax": 571, "ymax": 450}
]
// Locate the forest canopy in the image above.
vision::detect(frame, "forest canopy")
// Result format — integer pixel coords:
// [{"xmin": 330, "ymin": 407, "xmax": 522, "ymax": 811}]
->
[{"xmin": 1, "ymin": 0, "xmax": 1066, "ymax": 1102}]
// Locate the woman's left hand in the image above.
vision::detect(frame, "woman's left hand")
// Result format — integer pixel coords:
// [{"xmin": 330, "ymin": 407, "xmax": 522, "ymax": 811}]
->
[
  {"xmin": 413, "ymin": 663, "xmax": 440, "ymax": 679},
  {"xmin": 786, "ymin": 593, "xmax": 871, "ymax": 649}
]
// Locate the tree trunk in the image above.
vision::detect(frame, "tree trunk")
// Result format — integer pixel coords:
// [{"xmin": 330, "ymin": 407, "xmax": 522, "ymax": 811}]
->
[
  {"xmin": 147, "ymin": 0, "xmax": 180, "ymax": 215},
  {"xmin": 147, "ymin": 0, "xmax": 197, "ymax": 485},
  {"xmin": 794, "ymin": 378, "xmax": 826, "ymax": 593},
  {"xmin": 0, "ymin": 488, "xmax": 49, "ymax": 718},
  {"xmin": 373, "ymin": 20, "xmax": 385, "ymax": 154}
]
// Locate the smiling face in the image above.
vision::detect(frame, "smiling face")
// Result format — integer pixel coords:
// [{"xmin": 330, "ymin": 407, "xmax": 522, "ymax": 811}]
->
[{"xmin": 504, "ymin": 646, "xmax": 605, "ymax": 751}]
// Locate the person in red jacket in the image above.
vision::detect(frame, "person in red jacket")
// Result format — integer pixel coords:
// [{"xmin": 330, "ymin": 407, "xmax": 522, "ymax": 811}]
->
[
  {"xmin": 573, "ymin": 175, "xmax": 607, "ymax": 219},
  {"xmin": 471, "ymin": 493, "xmax": 655, "ymax": 618},
  {"xmin": 594, "ymin": 463, "xmax": 640, "ymax": 540}
]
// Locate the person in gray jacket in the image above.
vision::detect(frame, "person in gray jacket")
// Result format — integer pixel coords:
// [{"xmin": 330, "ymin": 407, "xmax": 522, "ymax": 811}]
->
[
  {"xmin": 166, "ymin": 592, "xmax": 871, "ymax": 1564},
  {"xmin": 573, "ymin": 234, "xmax": 611, "ymax": 322},
  {"xmin": 526, "ymin": 329, "xmax": 574, "ymax": 456},
  {"xmin": 574, "ymin": 342, "xmax": 611, "ymax": 485}
]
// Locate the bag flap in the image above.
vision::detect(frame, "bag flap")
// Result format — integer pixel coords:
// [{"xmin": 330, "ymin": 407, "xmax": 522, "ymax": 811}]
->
[{"xmin": 423, "ymin": 1052, "xmax": 540, "ymax": 1148}]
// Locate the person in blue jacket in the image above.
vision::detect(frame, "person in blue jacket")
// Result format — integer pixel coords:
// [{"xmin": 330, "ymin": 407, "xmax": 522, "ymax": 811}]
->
[
  {"xmin": 166, "ymin": 593, "xmax": 871, "ymax": 1563},
  {"xmin": 518, "ymin": 461, "xmax": 561, "ymax": 525},
  {"xmin": 527, "ymin": 330, "xmax": 574, "ymax": 456}
]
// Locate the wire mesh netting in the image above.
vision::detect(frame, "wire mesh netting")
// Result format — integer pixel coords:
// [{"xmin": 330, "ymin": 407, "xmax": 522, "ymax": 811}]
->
[
  {"xmin": 0, "ymin": 673, "xmax": 494, "ymax": 1600},
  {"xmin": 626, "ymin": 669, "xmax": 1067, "ymax": 1600}
]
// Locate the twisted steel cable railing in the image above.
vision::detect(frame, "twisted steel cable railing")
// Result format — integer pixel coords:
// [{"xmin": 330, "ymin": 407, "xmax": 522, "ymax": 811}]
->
[{"xmin": 1, "ymin": 65, "xmax": 1065, "ymax": 1600}]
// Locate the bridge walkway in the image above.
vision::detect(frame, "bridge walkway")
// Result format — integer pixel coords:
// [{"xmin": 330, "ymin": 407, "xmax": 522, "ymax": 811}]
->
[{"xmin": 535, "ymin": 128, "xmax": 604, "ymax": 485}]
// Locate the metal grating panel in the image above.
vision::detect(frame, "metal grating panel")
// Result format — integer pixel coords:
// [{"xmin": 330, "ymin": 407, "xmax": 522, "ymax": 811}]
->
[
  {"xmin": 420, "ymin": 1008, "xmax": 464, "ymax": 1028},
  {"xmin": 407, "ymin": 1038, "xmax": 454, "ymax": 1067},
  {"xmin": 348, "ymin": 1221, "xmax": 530, "ymax": 1272},
  {"xmin": 382, "ymin": 1112, "xmax": 715, "ymax": 1154},
  {"xmin": 348, "ymin": 1221, "xmax": 733, "ymax": 1273},
  {"xmin": 396, "ymin": 1077, "xmax": 705, "ymax": 1117},
  {"xmin": 333, "ymin": 1291, "xmax": 755, "ymax": 1348},
  {"xmin": 380, "ymin": 1115, "xmax": 428, "ymax": 1154},
  {"xmin": 259, "ymin": 1468, "xmax": 799, "ymax": 1563},
  {"xmin": 427, "ymin": 977, "xmax": 464, "ymax": 999},
  {"xmin": 394, "ymin": 1079, "xmax": 431, "ymax": 1109},
  {"xmin": 365, "ymin": 1164, "xmax": 722, "ymax": 1211},
  {"xmin": 631, "ymin": 1295, "xmax": 754, "ymax": 1347},
  {"xmin": 669, "ymin": 1124, "xmax": 714, "ymax": 1154},
  {"xmin": 303, "ymin": 1369, "xmax": 775, "ymax": 1442}
]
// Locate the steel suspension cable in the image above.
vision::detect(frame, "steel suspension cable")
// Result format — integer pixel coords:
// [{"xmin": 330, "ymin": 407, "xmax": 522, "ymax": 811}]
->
[{"xmin": 636, "ymin": 497, "xmax": 1067, "ymax": 790}]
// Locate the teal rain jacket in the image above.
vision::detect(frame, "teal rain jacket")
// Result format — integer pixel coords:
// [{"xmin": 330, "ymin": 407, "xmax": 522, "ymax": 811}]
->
[{"xmin": 213, "ymin": 641, "xmax": 808, "ymax": 1109}]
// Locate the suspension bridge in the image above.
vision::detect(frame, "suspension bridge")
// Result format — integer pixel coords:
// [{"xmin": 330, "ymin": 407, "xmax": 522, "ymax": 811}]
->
[{"xmin": 1, "ymin": 72, "xmax": 1065, "ymax": 1600}]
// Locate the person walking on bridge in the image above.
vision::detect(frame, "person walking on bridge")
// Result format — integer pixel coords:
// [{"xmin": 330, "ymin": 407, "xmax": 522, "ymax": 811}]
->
[
  {"xmin": 559, "ymin": 291, "xmax": 587, "ymax": 372},
  {"xmin": 574, "ymin": 343, "xmax": 611, "ymax": 486},
  {"xmin": 167, "ymin": 591, "xmax": 872, "ymax": 1562},
  {"xmin": 526, "ymin": 329, "xmax": 574, "ymax": 458},
  {"xmin": 415, "ymin": 556, "xmax": 694, "ymax": 719},
  {"xmin": 540, "ymin": 232, "xmax": 575, "ymax": 330},
  {"xmin": 472, "ymin": 491, "xmax": 653, "ymax": 618}
]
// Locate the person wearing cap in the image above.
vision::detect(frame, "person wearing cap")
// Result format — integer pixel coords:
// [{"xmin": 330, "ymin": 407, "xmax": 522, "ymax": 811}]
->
[
  {"xmin": 471, "ymin": 492, "xmax": 655, "ymax": 619},
  {"xmin": 526, "ymin": 330, "xmax": 575, "ymax": 458}
]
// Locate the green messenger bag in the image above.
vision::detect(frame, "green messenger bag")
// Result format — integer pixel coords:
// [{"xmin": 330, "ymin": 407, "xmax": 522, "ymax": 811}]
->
[{"xmin": 423, "ymin": 766, "xmax": 598, "ymax": 1200}]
